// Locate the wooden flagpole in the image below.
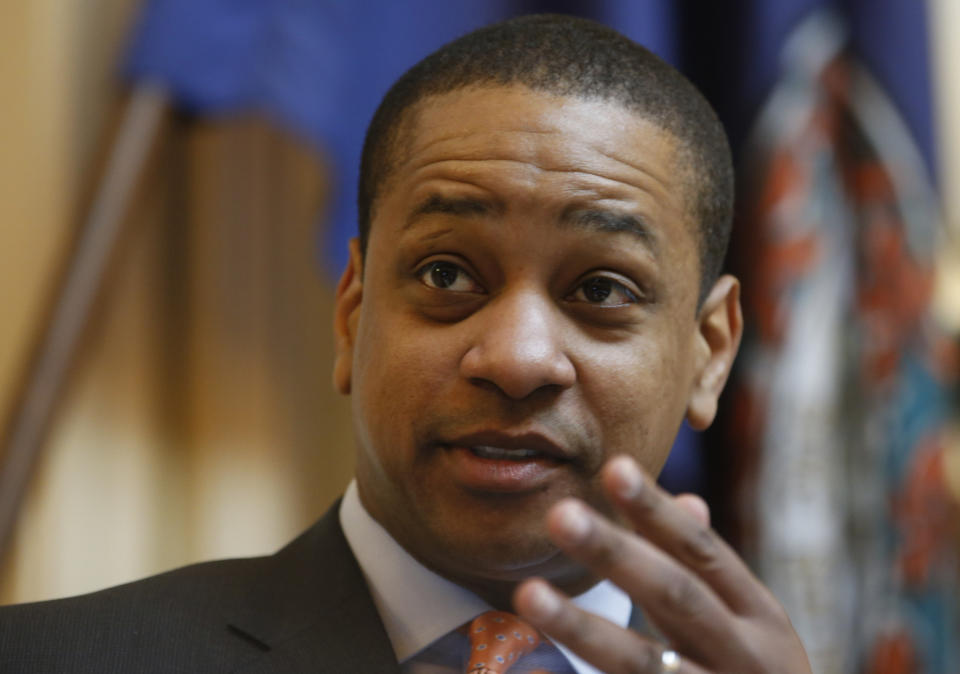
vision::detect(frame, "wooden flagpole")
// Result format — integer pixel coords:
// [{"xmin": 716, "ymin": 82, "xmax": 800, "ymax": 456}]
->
[{"xmin": 0, "ymin": 85, "xmax": 169, "ymax": 559}]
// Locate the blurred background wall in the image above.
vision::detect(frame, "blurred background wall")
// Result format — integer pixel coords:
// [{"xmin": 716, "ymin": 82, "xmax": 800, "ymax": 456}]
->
[
  {"xmin": 0, "ymin": 0, "xmax": 354, "ymax": 604},
  {"xmin": 0, "ymin": 1, "xmax": 958, "ymax": 672}
]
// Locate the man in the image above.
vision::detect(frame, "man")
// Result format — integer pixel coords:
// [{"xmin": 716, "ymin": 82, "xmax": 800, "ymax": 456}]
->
[{"xmin": 0, "ymin": 14, "xmax": 811, "ymax": 673}]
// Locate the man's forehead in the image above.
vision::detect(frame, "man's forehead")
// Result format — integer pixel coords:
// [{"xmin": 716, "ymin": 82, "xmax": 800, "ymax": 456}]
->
[
  {"xmin": 403, "ymin": 192, "xmax": 661, "ymax": 256},
  {"xmin": 386, "ymin": 86, "xmax": 679, "ymax": 187},
  {"xmin": 379, "ymin": 84, "xmax": 696, "ymax": 238}
]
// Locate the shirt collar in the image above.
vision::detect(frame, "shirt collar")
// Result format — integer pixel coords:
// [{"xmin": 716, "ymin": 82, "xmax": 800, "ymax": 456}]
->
[{"xmin": 339, "ymin": 480, "xmax": 632, "ymax": 669}]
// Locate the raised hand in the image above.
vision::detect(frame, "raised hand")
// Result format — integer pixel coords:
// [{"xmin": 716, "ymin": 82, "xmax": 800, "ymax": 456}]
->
[{"xmin": 513, "ymin": 455, "xmax": 811, "ymax": 674}]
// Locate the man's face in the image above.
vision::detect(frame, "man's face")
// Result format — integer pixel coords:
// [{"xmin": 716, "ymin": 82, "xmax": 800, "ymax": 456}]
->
[{"xmin": 335, "ymin": 85, "xmax": 736, "ymax": 599}]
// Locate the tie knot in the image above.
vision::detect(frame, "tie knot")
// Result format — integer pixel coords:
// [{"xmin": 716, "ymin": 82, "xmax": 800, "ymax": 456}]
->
[{"xmin": 465, "ymin": 611, "xmax": 542, "ymax": 673}]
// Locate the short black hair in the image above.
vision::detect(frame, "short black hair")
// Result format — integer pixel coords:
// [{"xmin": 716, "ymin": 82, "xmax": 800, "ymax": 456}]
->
[{"xmin": 358, "ymin": 13, "xmax": 733, "ymax": 305}]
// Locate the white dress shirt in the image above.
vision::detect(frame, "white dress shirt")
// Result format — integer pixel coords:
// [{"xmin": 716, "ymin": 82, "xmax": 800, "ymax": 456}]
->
[{"xmin": 340, "ymin": 481, "xmax": 632, "ymax": 673}]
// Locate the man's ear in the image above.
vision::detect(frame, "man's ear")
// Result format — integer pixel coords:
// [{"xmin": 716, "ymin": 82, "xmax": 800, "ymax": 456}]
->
[
  {"xmin": 333, "ymin": 238, "xmax": 364, "ymax": 395},
  {"xmin": 686, "ymin": 274, "xmax": 743, "ymax": 430}
]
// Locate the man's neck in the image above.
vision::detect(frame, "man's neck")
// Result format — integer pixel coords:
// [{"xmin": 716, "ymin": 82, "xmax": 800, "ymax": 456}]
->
[{"xmin": 354, "ymin": 480, "xmax": 600, "ymax": 609}]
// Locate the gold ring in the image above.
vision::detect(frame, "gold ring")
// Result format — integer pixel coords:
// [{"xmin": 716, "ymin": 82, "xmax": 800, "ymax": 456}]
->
[{"xmin": 660, "ymin": 649, "xmax": 681, "ymax": 673}]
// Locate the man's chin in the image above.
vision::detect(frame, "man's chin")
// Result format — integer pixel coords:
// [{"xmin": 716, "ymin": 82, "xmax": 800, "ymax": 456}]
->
[{"xmin": 421, "ymin": 529, "xmax": 587, "ymax": 590}]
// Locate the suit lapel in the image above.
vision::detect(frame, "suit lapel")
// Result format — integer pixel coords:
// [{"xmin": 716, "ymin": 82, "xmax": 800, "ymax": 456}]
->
[{"xmin": 227, "ymin": 503, "xmax": 401, "ymax": 673}]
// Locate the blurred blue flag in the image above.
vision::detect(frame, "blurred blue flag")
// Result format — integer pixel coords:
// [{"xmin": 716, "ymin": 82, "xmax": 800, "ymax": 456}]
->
[{"xmin": 126, "ymin": 0, "xmax": 514, "ymax": 272}]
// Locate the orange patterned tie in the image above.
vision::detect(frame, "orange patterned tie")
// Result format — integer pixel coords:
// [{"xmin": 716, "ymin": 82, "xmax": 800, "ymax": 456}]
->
[{"xmin": 465, "ymin": 611, "xmax": 551, "ymax": 674}]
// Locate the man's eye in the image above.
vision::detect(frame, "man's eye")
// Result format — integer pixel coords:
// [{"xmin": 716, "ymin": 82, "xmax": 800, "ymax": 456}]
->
[
  {"xmin": 570, "ymin": 276, "xmax": 640, "ymax": 306},
  {"xmin": 416, "ymin": 261, "xmax": 482, "ymax": 292}
]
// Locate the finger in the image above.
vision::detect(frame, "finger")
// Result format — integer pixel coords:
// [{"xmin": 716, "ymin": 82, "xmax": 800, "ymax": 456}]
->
[
  {"xmin": 514, "ymin": 578, "xmax": 710, "ymax": 674},
  {"xmin": 547, "ymin": 498, "xmax": 741, "ymax": 665},
  {"xmin": 673, "ymin": 493, "xmax": 710, "ymax": 527},
  {"xmin": 603, "ymin": 455, "xmax": 779, "ymax": 617}
]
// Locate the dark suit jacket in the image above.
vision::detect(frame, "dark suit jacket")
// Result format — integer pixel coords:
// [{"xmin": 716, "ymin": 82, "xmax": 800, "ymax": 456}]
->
[{"xmin": 0, "ymin": 503, "xmax": 402, "ymax": 673}]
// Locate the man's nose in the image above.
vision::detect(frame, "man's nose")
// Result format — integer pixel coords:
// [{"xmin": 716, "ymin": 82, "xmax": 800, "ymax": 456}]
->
[{"xmin": 459, "ymin": 290, "xmax": 576, "ymax": 400}]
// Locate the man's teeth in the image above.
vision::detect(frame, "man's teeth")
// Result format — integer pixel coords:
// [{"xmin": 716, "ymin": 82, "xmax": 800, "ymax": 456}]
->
[{"xmin": 470, "ymin": 446, "xmax": 542, "ymax": 460}]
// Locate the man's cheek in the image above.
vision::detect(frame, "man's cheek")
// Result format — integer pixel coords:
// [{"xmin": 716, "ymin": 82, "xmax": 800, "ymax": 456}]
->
[{"xmin": 360, "ymin": 330, "xmax": 455, "ymax": 425}]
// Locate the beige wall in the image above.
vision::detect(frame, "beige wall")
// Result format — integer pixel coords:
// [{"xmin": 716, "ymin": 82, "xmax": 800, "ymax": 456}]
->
[
  {"xmin": 1, "ymin": 1, "xmax": 77, "ymax": 426},
  {"xmin": 0, "ymin": 0, "xmax": 139, "ymax": 601},
  {"xmin": 930, "ymin": 0, "xmax": 960, "ymax": 334},
  {"xmin": 0, "ymin": 0, "xmax": 355, "ymax": 604},
  {"xmin": 0, "ymin": 0, "xmax": 140, "ymax": 436},
  {"xmin": 931, "ymin": 0, "xmax": 960, "ymax": 237},
  {"xmin": 930, "ymin": 0, "xmax": 960, "ymax": 513}
]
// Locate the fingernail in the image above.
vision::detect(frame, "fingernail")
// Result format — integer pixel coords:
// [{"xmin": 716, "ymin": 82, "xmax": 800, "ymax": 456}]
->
[
  {"xmin": 526, "ymin": 582, "xmax": 561, "ymax": 621},
  {"xmin": 611, "ymin": 456, "xmax": 642, "ymax": 499},
  {"xmin": 555, "ymin": 501, "xmax": 591, "ymax": 543}
]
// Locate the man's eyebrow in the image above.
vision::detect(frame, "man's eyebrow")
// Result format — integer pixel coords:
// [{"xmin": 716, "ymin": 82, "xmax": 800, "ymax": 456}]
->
[
  {"xmin": 561, "ymin": 207, "xmax": 659, "ymax": 254},
  {"xmin": 405, "ymin": 194, "xmax": 504, "ymax": 228}
]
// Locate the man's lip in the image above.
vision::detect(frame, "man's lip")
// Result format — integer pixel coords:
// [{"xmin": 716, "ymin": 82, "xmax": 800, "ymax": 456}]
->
[{"xmin": 440, "ymin": 430, "xmax": 573, "ymax": 461}]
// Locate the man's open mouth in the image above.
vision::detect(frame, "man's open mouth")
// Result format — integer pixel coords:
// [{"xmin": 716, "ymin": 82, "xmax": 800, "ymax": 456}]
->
[
  {"xmin": 440, "ymin": 429, "xmax": 574, "ymax": 463},
  {"xmin": 436, "ymin": 429, "xmax": 579, "ymax": 491},
  {"xmin": 468, "ymin": 446, "xmax": 549, "ymax": 461}
]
